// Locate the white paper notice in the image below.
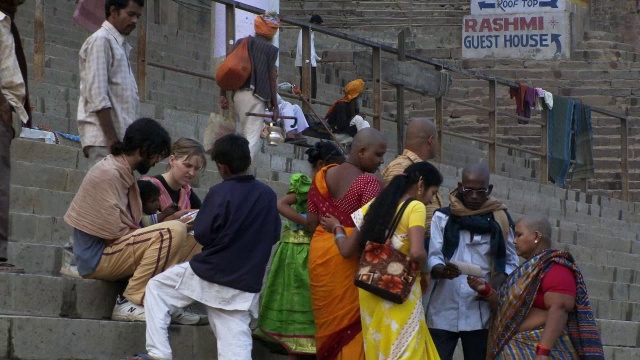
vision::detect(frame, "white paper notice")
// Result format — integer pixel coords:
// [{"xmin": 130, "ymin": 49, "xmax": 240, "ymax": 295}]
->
[{"xmin": 450, "ymin": 260, "xmax": 485, "ymax": 277}]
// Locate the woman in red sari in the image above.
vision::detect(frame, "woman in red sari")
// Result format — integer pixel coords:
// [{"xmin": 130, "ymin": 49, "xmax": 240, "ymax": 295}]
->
[{"xmin": 307, "ymin": 129, "xmax": 388, "ymax": 360}]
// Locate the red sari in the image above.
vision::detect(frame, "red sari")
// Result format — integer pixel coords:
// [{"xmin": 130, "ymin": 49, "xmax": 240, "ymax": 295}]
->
[{"xmin": 307, "ymin": 164, "xmax": 381, "ymax": 360}]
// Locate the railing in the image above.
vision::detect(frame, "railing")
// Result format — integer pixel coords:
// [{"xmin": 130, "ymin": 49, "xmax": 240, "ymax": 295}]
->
[{"xmin": 30, "ymin": 0, "xmax": 628, "ymax": 199}]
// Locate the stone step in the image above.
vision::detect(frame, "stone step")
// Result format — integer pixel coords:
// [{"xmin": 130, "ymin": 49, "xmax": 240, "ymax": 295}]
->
[
  {"xmin": 572, "ymin": 49, "xmax": 636, "ymax": 63},
  {"xmin": 584, "ymin": 30, "xmax": 625, "ymax": 43},
  {"xmin": 0, "ymin": 315, "xmax": 219, "ymax": 360},
  {"xmin": 0, "ymin": 273, "xmax": 123, "ymax": 320},
  {"xmin": 598, "ymin": 319, "xmax": 640, "ymax": 348},
  {"xmin": 604, "ymin": 345, "xmax": 640, "ymax": 360},
  {"xmin": 577, "ymin": 40, "xmax": 637, "ymax": 53}
]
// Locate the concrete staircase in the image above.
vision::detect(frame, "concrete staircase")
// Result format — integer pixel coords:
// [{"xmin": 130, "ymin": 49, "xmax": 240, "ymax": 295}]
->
[{"xmin": 2, "ymin": 0, "xmax": 640, "ymax": 359}]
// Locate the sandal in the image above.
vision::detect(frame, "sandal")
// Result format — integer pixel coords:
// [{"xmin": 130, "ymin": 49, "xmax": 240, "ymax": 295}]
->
[
  {"xmin": 0, "ymin": 263, "xmax": 25, "ymax": 273},
  {"xmin": 124, "ymin": 354, "xmax": 154, "ymax": 360}
]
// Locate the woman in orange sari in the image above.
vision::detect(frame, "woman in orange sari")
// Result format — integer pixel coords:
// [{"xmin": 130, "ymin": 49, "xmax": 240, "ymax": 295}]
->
[{"xmin": 307, "ymin": 128, "xmax": 388, "ymax": 360}]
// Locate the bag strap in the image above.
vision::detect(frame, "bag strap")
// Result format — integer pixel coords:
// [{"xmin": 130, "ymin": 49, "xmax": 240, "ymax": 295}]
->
[{"xmin": 386, "ymin": 198, "xmax": 415, "ymax": 241}]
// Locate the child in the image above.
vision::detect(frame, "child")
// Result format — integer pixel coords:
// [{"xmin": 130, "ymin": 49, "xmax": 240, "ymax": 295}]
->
[
  {"xmin": 254, "ymin": 141, "xmax": 345, "ymax": 358},
  {"xmin": 136, "ymin": 180, "xmax": 178, "ymax": 228},
  {"xmin": 132, "ymin": 134, "xmax": 282, "ymax": 360}
]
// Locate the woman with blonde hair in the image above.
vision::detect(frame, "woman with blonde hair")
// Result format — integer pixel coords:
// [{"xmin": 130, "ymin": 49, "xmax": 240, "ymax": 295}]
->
[{"xmin": 142, "ymin": 137, "xmax": 207, "ymax": 212}]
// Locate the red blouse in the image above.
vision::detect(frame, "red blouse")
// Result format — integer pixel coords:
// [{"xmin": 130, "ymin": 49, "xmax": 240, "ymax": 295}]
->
[{"xmin": 532, "ymin": 263, "xmax": 577, "ymax": 309}]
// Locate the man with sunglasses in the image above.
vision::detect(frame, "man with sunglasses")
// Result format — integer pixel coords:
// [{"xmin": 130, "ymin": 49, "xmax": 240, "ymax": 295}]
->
[{"xmin": 424, "ymin": 163, "xmax": 518, "ymax": 360}]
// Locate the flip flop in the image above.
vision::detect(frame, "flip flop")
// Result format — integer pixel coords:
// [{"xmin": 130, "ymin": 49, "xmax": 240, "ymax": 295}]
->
[
  {"xmin": 124, "ymin": 354, "xmax": 154, "ymax": 360},
  {"xmin": 0, "ymin": 263, "xmax": 25, "ymax": 274}
]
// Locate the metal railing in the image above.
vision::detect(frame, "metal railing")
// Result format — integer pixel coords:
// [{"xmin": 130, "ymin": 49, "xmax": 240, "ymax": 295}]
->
[{"xmin": 31, "ymin": 0, "xmax": 629, "ymax": 200}]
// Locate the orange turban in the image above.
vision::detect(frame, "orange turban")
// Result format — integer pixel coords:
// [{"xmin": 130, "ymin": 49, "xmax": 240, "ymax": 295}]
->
[
  {"xmin": 255, "ymin": 14, "xmax": 280, "ymax": 39},
  {"xmin": 324, "ymin": 79, "xmax": 366, "ymax": 119}
]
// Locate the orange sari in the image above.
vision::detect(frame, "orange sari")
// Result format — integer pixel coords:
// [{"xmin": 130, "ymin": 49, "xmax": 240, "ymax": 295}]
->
[{"xmin": 307, "ymin": 165, "xmax": 380, "ymax": 360}]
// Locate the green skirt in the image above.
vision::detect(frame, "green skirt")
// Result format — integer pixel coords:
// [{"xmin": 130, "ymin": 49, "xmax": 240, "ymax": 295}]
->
[{"xmin": 254, "ymin": 229, "xmax": 316, "ymax": 355}]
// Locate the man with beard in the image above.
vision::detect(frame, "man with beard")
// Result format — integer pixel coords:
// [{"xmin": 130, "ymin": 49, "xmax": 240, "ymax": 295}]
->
[
  {"xmin": 77, "ymin": 0, "xmax": 143, "ymax": 166},
  {"xmin": 65, "ymin": 118, "xmax": 202, "ymax": 322},
  {"xmin": 0, "ymin": 0, "xmax": 29, "ymax": 273}
]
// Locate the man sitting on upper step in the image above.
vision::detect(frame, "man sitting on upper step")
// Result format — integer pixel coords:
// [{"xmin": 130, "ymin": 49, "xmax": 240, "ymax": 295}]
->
[{"xmin": 64, "ymin": 118, "xmax": 203, "ymax": 324}]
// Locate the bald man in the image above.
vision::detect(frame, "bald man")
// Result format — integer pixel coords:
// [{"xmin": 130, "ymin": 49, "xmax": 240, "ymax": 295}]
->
[
  {"xmin": 382, "ymin": 118, "xmax": 441, "ymax": 239},
  {"xmin": 425, "ymin": 163, "xmax": 518, "ymax": 360}
]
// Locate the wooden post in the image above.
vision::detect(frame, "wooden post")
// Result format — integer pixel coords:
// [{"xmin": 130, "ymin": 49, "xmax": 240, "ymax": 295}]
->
[
  {"xmin": 488, "ymin": 79, "xmax": 497, "ymax": 173},
  {"xmin": 137, "ymin": 3, "xmax": 148, "ymax": 102},
  {"xmin": 225, "ymin": 4, "xmax": 236, "ymax": 55},
  {"xmin": 372, "ymin": 47, "xmax": 382, "ymax": 130},
  {"xmin": 396, "ymin": 29, "xmax": 408, "ymax": 155},
  {"xmin": 301, "ymin": 26, "xmax": 312, "ymax": 113},
  {"xmin": 621, "ymin": 117, "xmax": 629, "ymax": 201},
  {"xmin": 540, "ymin": 107, "xmax": 549, "ymax": 184},
  {"xmin": 435, "ymin": 67, "xmax": 443, "ymax": 163},
  {"xmin": 34, "ymin": 0, "xmax": 45, "ymax": 81}
]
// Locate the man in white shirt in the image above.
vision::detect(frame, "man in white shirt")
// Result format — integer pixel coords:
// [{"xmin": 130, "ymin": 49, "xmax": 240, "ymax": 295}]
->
[
  {"xmin": 77, "ymin": 0, "xmax": 143, "ymax": 166},
  {"xmin": 0, "ymin": 0, "xmax": 29, "ymax": 273},
  {"xmin": 295, "ymin": 15, "xmax": 323, "ymax": 99},
  {"xmin": 426, "ymin": 163, "xmax": 519, "ymax": 360}
]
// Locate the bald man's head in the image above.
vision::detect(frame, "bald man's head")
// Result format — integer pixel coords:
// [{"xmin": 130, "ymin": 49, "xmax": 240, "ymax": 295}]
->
[
  {"xmin": 349, "ymin": 128, "xmax": 388, "ymax": 173},
  {"xmin": 517, "ymin": 214, "xmax": 552, "ymax": 246},
  {"xmin": 458, "ymin": 163, "xmax": 492, "ymax": 210},
  {"xmin": 404, "ymin": 118, "xmax": 437, "ymax": 160}
]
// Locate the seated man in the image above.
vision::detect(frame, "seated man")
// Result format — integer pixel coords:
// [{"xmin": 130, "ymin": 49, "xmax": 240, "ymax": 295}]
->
[
  {"xmin": 325, "ymin": 79, "xmax": 370, "ymax": 147},
  {"xmin": 138, "ymin": 134, "xmax": 281, "ymax": 360},
  {"xmin": 64, "ymin": 118, "xmax": 202, "ymax": 323}
]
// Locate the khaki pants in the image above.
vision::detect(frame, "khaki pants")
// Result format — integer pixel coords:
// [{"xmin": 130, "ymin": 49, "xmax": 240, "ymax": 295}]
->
[
  {"xmin": 0, "ymin": 110, "xmax": 20, "ymax": 262},
  {"xmin": 86, "ymin": 221, "xmax": 201, "ymax": 305},
  {"xmin": 233, "ymin": 89, "xmax": 267, "ymax": 162}
]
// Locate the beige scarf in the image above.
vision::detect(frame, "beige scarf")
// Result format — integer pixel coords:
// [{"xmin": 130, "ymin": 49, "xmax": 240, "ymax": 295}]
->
[
  {"xmin": 448, "ymin": 190, "xmax": 510, "ymax": 242},
  {"xmin": 65, "ymin": 155, "xmax": 142, "ymax": 241}
]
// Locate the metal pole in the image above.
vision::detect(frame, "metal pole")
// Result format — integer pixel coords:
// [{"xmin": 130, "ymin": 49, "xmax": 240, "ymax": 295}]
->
[
  {"xmin": 435, "ymin": 68, "xmax": 443, "ymax": 163},
  {"xmin": 301, "ymin": 26, "xmax": 312, "ymax": 113},
  {"xmin": 488, "ymin": 79, "xmax": 497, "ymax": 173},
  {"xmin": 372, "ymin": 46, "xmax": 382, "ymax": 130},
  {"xmin": 621, "ymin": 117, "xmax": 629, "ymax": 200},
  {"xmin": 225, "ymin": 4, "xmax": 236, "ymax": 55},
  {"xmin": 34, "ymin": 0, "xmax": 45, "ymax": 81},
  {"xmin": 396, "ymin": 29, "xmax": 408, "ymax": 154},
  {"xmin": 137, "ymin": 3, "xmax": 148, "ymax": 102},
  {"xmin": 540, "ymin": 107, "xmax": 549, "ymax": 184}
]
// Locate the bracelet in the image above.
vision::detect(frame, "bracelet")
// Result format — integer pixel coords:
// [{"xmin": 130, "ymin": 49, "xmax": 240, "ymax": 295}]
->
[
  {"xmin": 535, "ymin": 344, "xmax": 551, "ymax": 356},
  {"xmin": 334, "ymin": 233, "xmax": 346, "ymax": 242},
  {"xmin": 332, "ymin": 224, "xmax": 345, "ymax": 234},
  {"xmin": 479, "ymin": 282, "xmax": 493, "ymax": 297}
]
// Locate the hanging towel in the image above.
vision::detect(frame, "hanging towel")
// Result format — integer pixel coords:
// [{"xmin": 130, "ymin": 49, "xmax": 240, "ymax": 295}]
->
[
  {"xmin": 522, "ymin": 86, "xmax": 536, "ymax": 121},
  {"xmin": 548, "ymin": 95, "xmax": 575, "ymax": 185},
  {"xmin": 509, "ymin": 87, "xmax": 524, "ymax": 115},
  {"xmin": 534, "ymin": 88, "xmax": 544, "ymax": 111},
  {"xmin": 74, "ymin": 0, "xmax": 105, "ymax": 33},
  {"xmin": 572, "ymin": 103, "xmax": 595, "ymax": 180},
  {"xmin": 543, "ymin": 91, "xmax": 554, "ymax": 109}
]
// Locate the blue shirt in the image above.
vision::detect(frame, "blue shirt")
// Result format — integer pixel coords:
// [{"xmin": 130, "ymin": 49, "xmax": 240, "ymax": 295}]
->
[
  {"xmin": 72, "ymin": 228, "xmax": 105, "ymax": 276},
  {"xmin": 191, "ymin": 175, "xmax": 281, "ymax": 293}
]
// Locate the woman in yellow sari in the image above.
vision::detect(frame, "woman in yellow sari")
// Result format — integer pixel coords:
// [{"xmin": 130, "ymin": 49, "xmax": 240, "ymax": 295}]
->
[
  {"xmin": 321, "ymin": 162, "xmax": 442, "ymax": 360},
  {"xmin": 306, "ymin": 128, "xmax": 387, "ymax": 360}
]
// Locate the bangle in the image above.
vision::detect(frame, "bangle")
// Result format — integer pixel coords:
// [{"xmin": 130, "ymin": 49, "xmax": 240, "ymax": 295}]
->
[
  {"xmin": 334, "ymin": 233, "xmax": 346, "ymax": 242},
  {"xmin": 332, "ymin": 224, "xmax": 345, "ymax": 234},
  {"xmin": 479, "ymin": 282, "xmax": 493, "ymax": 297},
  {"xmin": 535, "ymin": 344, "xmax": 551, "ymax": 356}
]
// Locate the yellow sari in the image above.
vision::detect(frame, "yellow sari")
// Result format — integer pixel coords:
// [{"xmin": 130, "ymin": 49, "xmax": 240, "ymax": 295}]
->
[{"xmin": 356, "ymin": 201, "xmax": 440, "ymax": 360}]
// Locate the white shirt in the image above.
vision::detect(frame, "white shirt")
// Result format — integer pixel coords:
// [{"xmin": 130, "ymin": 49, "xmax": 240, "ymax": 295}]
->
[
  {"xmin": 295, "ymin": 30, "xmax": 321, "ymax": 67},
  {"xmin": 425, "ymin": 211, "xmax": 519, "ymax": 332},
  {"xmin": 0, "ymin": 13, "xmax": 28, "ymax": 123},
  {"xmin": 77, "ymin": 21, "xmax": 139, "ymax": 149}
]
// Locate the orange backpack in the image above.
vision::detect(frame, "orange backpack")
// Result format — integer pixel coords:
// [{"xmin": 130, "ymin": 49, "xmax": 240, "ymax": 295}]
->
[{"xmin": 215, "ymin": 37, "xmax": 252, "ymax": 91}]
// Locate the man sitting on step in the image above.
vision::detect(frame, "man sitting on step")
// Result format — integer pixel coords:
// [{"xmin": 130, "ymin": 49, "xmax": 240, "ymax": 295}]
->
[
  {"xmin": 425, "ymin": 163, "xmax": 519, "ymax": 360},
  {"xmin": 131, "ymin": 134, "xmax": 281, "ymax": 360},
  {"xmin": 64, "ymin": 118, "xmax": 203, "ymax": 324}
]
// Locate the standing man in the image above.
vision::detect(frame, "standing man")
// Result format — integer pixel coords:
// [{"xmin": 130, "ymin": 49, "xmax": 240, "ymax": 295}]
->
[
  {"xmin": 425, "ymin": 164, "xmax": 519, "ymax": 360},
  {"xmin": 77, "ymin": 0, "xmax": 143, "ymax": 166},
  {"xmin": 381, "ymin": 118, "xmax": 441, "ymax": 241},
  {"xmin": 0, "ymin": 0, "xmax": 30, "ymax": 273},
  {"xmin": 219, "ymin": 12, "xmax": 280, "ymax": 162},
  {"xmin": 296, "ymin": 15, "xmax": 322, "ymax": 99}
]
